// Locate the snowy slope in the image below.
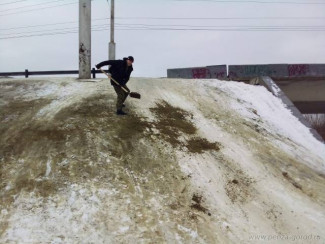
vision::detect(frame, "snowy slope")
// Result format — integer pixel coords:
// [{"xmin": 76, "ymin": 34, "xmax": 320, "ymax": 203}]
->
[{"xmin": 0, "ymin": 77, "xmax": 324, "ymax": 243}]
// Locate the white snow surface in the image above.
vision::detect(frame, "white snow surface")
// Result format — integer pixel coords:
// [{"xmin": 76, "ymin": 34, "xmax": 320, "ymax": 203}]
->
[{"xmin": 210, "ymin": 80, "xmax": 325, "ymax": 170}]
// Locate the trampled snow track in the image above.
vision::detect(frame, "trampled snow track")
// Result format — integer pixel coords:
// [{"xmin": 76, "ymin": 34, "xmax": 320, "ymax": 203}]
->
[{"xmin": 0, "ymin": 77, "xmax": 324, "ymax": 243}]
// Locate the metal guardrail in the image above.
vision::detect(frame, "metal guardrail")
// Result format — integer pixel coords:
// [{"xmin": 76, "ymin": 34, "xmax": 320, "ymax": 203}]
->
[{"xmin": 0, "ymin": 68, "xmax": 108, "ymax": 79}]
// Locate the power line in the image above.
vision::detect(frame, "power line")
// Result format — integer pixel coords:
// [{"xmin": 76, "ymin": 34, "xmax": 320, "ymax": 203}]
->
[
  {"xmin": 2, "ymin": 22, "xmax": 325, "ymax": 35},
  {"xmin": 0, "ymin": 18, "xmax": 108, "ymax": 31},
  {"xmin": 172, "ymin": 0, "xmax": 325, "ymax": 4},
  {"xmin": 0, "ymin": 1, "xmax": 78, "ymax": 17},
  {"xmin": 2, "ymin": 23, "xmax": 324, "ymax": 36},
  {"xmin": 1, "ymin": 25, "xmax": 324, "ymax": 40},
  {"xmin": 116, "ymin": 17, "xmax": 325, "ymax": 20},
  {"xmin": 122, "ymin": 28, "xmax": 325, "ymax": 31},
  {"xmin": 2, "ymin": 15, "xmax": 325, "ymax": 31},
  {"xmin": 0, "ymin": 0, "xmax": 67, "ymax": 13},
  {"xmin": 0, "ymin": 24, "xmax": 108, "ymax": 36},
  {"xmin": 0, "ymin": 0, "xmax": 97, "ymax": 16},
  {"xmin": 116, "ymin": 23, "xmax": 325, "ymax": 30},
  {"xmin": 0, "ymin": 18, "xmax": 110, "ymax": 31},
  {"xmin": 0, "ymin": 0, "xmax": 28, "ymax": 6},
  {"xmin": 0, "ymin": 20, "xmax": 78, "ymax": 31}
]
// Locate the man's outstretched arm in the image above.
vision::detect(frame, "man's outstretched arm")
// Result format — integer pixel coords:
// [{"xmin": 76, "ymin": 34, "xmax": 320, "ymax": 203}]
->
[{"xmin": 95, "ymin": 60, "xmax": 119, "ymax": 69}]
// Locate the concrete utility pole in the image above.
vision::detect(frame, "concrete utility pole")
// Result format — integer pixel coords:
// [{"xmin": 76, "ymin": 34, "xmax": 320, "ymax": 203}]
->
[
  {"xmin": 79, "ymin": 0, "xmax": 91, "ymax": 79},
  {"xmin": 109, "ymin": 0, "xmax": 116, "ymax": 60}
]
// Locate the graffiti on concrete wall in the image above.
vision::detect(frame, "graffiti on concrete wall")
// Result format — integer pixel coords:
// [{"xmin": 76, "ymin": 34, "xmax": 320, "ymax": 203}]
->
[
  {"xmin": 192, "ymin": 68, "xmax": 211, "ymax": 78},
  {"xmin": 288, "ymin": 64, "xmax": 310, "ymax": 77},
  {"xmin": 192, "ymin": 68, "xmax": 227, "ymax": 79},
  {"xmin": 215, "ymin": 71, "xmax": 226, "ymax": 79},
  {"xmin": 168, "ymin": 64, "xmax": 324, "ymax": 79}
]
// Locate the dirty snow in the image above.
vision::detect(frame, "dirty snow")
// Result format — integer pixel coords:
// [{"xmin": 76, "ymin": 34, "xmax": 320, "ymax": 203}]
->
[{"xmin": 0, "ymin": 77, "xmax": 324, "ymax": 243}]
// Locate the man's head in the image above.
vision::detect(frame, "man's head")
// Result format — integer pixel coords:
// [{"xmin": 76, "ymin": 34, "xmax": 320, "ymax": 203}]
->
[{"xmin": 126, "ymin": 56, "xmax": 134, "ymax": 66}]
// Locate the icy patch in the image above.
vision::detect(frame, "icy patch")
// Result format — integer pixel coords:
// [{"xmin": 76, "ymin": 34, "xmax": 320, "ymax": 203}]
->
[
  {"xmin": 35, "ymin": 81, "xmax": 94, "ymax": 120},
  {"xmin": 45, "ymin": 159, "xmax": 51, "ymax": 177},
  {"xmin": 35, "ymin": 83, "xmax": 61, "ymax": 98},
  {"xmin": 177, "ymin": 225, "xmax": 198, "ymax": 238},
  {"xmin": 2, "ymin": 185, "xmax": 121, "ymax": 243}
]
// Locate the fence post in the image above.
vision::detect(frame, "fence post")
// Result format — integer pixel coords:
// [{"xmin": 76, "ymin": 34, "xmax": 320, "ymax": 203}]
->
[
  {"xmin": 91, "ymin": 68, "xmax": 96, "ymax": 78},
  {"xmin": 25, "ymin": 69, "xmax": 29, "ymax": 78}
]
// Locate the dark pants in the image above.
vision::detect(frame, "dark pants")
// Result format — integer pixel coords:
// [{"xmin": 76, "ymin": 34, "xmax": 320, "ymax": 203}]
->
[{"xmin": 113, "ymin": 85, "xmax": 129, "ymax": 110}]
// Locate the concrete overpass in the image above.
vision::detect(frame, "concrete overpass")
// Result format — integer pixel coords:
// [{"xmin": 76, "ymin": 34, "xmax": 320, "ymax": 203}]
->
[{"xmin": 273, "ymin": 77, "xmax": 325, "ymax": 114}]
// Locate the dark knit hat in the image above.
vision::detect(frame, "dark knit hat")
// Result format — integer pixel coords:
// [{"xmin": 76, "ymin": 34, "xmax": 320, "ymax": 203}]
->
[{"xmin": 127, "ymin": 56, "xmax": 134, "ymax": 62}]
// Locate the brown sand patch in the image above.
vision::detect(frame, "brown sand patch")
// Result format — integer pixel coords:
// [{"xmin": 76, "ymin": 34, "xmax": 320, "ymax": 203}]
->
[
  {"xmin": 186, "ymin": 138, "xmax": 221, "ymax": 153},
  {"xmin": 150, "ymin": 101, "xmax": 221, "ymax": 154},
  {"xmin": 150, "ymin": 101, "xmax": 196, "ymax": 146}
]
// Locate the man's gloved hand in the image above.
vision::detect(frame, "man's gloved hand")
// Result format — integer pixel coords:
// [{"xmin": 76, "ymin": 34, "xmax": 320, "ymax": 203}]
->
[{"xmin": 95, "ymin": 64, "xmax": 101, "ymax": 69}]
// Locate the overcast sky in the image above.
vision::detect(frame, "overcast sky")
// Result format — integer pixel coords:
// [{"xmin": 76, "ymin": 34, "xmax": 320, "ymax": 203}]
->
[{"xmin": 1, "ymin": 0, "xmax": 325, "ymax": 77}]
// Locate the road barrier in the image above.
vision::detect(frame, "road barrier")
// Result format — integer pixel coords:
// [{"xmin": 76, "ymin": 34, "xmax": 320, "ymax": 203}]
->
[{"xmin": 0, "ymin": 68, "xmax": 107, "ymax": 79}]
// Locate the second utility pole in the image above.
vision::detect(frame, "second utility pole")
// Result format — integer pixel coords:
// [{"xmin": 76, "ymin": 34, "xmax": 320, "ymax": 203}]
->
[{"xmin": 109, "ymin": 0, "xmax": 115, "ymax": 60}]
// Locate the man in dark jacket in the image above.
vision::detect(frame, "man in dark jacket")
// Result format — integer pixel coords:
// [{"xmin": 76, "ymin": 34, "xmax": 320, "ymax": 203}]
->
[{"xmin": 96, "ymin": 56, "xmax": 134, "ymax": 115}]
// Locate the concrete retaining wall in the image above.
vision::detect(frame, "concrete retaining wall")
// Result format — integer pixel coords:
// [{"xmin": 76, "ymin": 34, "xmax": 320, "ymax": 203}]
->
[
  {"xmin": 229, "ymin": 64, "xmax": 325, "ymax": 79},
  {"xmin": 229, "ymin": 64, "xmax": 287, "ymax": 79},
  {"xmin": 167, "ymin": 64, "xmax": 325, "ymax": 80},
  {"xmin": 167, "ymin": 65, "xmax": 227, "ymax": 79}
]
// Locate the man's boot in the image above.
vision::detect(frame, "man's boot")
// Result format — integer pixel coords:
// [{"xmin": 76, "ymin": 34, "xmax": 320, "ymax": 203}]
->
[{"xmin": 116, "ymin": 109, "xmax": 127, "ymax": 115}]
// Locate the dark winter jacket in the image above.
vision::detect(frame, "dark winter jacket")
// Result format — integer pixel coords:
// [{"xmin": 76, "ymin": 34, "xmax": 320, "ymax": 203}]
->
[{"xmin": 96, "ymin": 58, "xmax": 133, "ymax": 86}]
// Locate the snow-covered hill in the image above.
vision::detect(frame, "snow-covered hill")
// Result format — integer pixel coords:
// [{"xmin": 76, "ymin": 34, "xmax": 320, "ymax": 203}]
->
[{"xmin": 0, "ymin": 77, "xmax": 324, "ymax": 243}]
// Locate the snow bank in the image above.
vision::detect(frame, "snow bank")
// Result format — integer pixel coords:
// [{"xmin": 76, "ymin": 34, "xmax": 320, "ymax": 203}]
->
[{"xmin": 1, "ymin": 77, "xmax": 324, "ymax": 243}]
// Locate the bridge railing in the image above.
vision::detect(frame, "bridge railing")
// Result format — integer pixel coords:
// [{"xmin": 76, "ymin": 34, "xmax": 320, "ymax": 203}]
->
[{"xmin": 0, "ymin": 68, "xmax": 108, "ymax": 79}]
